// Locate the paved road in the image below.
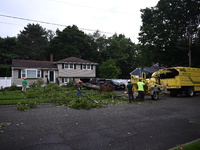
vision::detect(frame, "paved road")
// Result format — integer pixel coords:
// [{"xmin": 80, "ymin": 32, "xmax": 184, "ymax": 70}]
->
[{"xmin": 0, "ymin": 94, "xmax": 200, "ymax": 150}]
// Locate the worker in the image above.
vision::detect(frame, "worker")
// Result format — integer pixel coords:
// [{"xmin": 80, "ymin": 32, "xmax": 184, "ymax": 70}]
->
[
  {"xmin": 77, "ymin": 80, "xmax": 82, "ymax": 97},
  {"xmin": 22, "ymin": 78, "xmax": 28, "ymax": 92},
  {"xmin": 126, "ymin": 80, "xmax": 134, "ymax": 103},
  {"xmin": 137, "ymin": 79, "xmax": 145, "ymax": 101}
]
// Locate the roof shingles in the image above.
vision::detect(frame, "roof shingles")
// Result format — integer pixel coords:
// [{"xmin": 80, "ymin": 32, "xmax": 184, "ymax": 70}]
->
[
  {"xmin": 12, "ymin": 59, "xmax": 57, "ymax": 69},
  {"xmin": 12, "ymin": 57, "xmax": 98, "ymax": 69},
  {"xmin": 56, "ymin": 57, "xmax": 98, "ymax": 65}
]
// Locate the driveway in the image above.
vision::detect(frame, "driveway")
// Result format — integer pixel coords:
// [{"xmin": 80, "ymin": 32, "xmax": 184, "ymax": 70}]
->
[{"xmin": 0, "ymin": 94, "xmax": 200, "ymax": 150}]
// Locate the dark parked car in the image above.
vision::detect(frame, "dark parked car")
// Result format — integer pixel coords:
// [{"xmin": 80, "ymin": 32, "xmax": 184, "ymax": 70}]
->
[
  {"xmin": 89, "ymin": 78, "xmax": 106, "ymax": 85},
  {"xmin": 106, "ymin": 79, "xmax": 125, "ymax": 90}
]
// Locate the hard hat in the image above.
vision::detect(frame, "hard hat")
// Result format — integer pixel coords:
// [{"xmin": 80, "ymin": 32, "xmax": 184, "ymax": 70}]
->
[
  {"xmin": 78, "ymin": 80, "xmax": 82, "ymax": 83},
  {"xmin": 24, "ymin": 78, "xmax": 27, "ymax": 80},
  {"xmin": 128, "ymin": 80, "xmax": 131, "ymax": 83}
]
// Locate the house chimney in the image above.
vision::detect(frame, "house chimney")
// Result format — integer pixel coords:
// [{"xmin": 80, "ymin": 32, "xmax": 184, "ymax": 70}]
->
[{"xmin": 50, "ymin": 54, "xmax": 53, "ymax": 62}]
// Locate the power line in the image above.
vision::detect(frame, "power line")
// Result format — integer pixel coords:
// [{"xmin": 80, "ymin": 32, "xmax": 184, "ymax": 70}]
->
[
  {"xmin": 0, "ymin": 14, "xmax": 139, "ymax": 41},
  {"xmin": 0, "ymin": 14, "xmax": 115, "ymax": 35}
]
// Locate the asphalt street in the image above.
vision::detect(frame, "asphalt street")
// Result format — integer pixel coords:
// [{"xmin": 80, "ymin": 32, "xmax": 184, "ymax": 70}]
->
[{"xmin": 0, "ymin": 94, "xmax": 200, "ymax": 150}]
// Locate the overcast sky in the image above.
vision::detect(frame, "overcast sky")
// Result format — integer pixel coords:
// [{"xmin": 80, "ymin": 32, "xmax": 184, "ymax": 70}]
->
[{"xmin": 0, "ymin": 0, "xmax": 159, "ymax": 43}]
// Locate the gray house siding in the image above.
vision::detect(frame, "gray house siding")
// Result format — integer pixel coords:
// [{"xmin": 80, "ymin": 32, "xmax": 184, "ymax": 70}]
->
[
  {"xmin": 11, "ymin": 57, "xmax": 98, "ymax": 86},
  {"xmin": 58, "ymin": 64, "xmax": 96, "ymax": 78},
  {"xmin": 12, "ymin": 68, "xmax": 58, "ymax": 86}
]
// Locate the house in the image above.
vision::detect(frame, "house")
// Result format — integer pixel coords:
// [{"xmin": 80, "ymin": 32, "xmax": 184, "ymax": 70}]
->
[
  {"xmin": 11, "ymin": 57, "xmax": 98, "ymax": 86},
  {"xmin": 54, "ymin": 57, "xmax": 98, "ymax": 83}
]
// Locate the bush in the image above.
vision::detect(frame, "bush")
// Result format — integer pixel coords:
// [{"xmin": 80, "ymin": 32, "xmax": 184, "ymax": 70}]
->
[
  {"xmin": 29, "ymin": 78, "xmax": 44, "ymax": 88},
  {"xmin": 68, "ymin": 98, "xmax": 104, "ymax": 110},
  {"xmin": 17, "ymin": 100, "xmax": 39, "ymax": 111},
  {"xmin": 101, "ymin": 92, "xmax": 115, "ymax": 99},
  {"xmin": 11, "ymin": 83, "xmax": 126, "ymax": 110},
  {"xmin": 51, "ymin": 94, "xmax": 73, "ymax": 106},
  {"xmin": 0, "ymin": 84, "xmax": 21, "ymax": 91}
]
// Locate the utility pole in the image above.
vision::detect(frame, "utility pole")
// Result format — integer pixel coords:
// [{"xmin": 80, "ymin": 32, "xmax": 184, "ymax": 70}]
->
[
  {"xmin": 187, "ymin": 23, "xmax": 192, "ymax": 67},
  {"xmin": 188, "ymin": 34, "xmax": 192, "ymax": 67}
]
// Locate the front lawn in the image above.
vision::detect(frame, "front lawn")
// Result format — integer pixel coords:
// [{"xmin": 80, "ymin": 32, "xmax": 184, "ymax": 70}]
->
[
  {"xmin": 173, "ymin": 139, "xmax": 200, "ymax": 150},
  {"xmin": 0, "ymin": 83, "xmax": 127, "ymax": 110},
  {"xmin": 0, "ymin": 91, "xmax": 25, "ymax": 100}
]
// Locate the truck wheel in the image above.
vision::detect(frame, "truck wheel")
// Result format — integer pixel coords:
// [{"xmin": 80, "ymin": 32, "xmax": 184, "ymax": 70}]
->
[
  {"xmin": 170, "ymin": 90, "xmax": 177, "ymax": 97},
  {"xmin": 186, "ymin": 87, "xmax": 194, "ymax": 97},
  {"xmin": 151, "ymin": 92, "xmax": 159, "ymax": 100}
]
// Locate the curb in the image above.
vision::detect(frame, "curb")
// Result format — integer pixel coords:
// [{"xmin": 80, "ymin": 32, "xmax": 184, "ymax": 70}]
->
[{"xmin": 168, "ymin": 138, "xmax": 200, "ymax": 150}]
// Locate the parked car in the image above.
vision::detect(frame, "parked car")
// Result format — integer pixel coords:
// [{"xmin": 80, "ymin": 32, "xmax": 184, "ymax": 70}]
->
[
  {"xmin": 89, "ymin": 78, "xmax": 106, "ymax": 85},
  {"xmin": 106, "ymin": 79, "xmax": 125, "ymax": 90}
]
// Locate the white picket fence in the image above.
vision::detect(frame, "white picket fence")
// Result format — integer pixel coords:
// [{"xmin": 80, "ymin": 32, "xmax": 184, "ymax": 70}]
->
[{"xmin": 0, "ymin": 77, "xmax": 12, "ymax": 88}]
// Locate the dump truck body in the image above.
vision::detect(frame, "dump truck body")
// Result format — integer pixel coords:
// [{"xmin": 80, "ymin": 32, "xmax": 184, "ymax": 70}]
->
[{"xmin": 153, "ymin": 67, "xmax": 200, "ymax": 96}]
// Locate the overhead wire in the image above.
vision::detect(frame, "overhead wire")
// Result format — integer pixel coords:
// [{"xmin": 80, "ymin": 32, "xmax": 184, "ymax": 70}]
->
[
  {"xmin": 0, "ymin": 1, "xmax": 138, "ymax": 39},
  {"xmin": 0, "ymin": 14, "xmax": 117, "ymax": 35}
]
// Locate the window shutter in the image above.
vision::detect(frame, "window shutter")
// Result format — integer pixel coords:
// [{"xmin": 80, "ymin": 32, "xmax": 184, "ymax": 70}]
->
[
  {"xmin": 74, "ymin": 64, "xmax": 76, "ymax": 69},
  {"xmin": 42, "ymin": 70, "xmax": 44, "ymax": 78},
  {"xmin": 62, "ymin": 78, "xmax": 64, "ymax": 83},
  {"xmin": 62, "ymin": 64, "xmax": 64, "ymax": 69},
  {"xmin": 18, "ymin": 69, "xmax": 21, "ymax": 78},
  {"xmin": 91, "ymin": 65, "xmax": 93, "ymax": 70},
  {"xmin": 81, "ymin": 64, "xmax": 82, "ymax": 70}
]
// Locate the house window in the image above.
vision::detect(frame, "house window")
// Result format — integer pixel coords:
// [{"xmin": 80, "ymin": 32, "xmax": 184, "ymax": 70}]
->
[
  {"xmin": 82, "ymin": 64, "xmax": 91, "ymax": 70},
  {"xmin": 64, "ymin": 78, "xmax": 73, "ymax": 83},
  {"xmin": 22, "ymin": 70, "xmax": 26, "ymax": 78},
  {"xmin": 37, "ymin": 70, "xmax": 41, "ymax": 78},
  {"xmin": 27, "ymin": 70, "xmax": 36, "ymax": 78},
  {"xmin": 22, "ymin": 69, "xmax": 41, "ymax": 78},
  {"xmin": 65, "ymin": 64, "xmax": 74, "ymax": 69}
]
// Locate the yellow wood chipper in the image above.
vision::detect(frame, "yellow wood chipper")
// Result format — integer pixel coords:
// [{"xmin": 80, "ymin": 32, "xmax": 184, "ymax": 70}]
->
[{"xmin": 130, "ymin": 72, "xmax": 167, "ymax": 100}]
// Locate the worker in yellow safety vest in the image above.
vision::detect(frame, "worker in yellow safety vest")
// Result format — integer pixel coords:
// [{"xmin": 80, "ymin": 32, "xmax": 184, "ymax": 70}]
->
[{"xmin": 137, "ymin": 79, "xmax": 145, "ymax": 101}]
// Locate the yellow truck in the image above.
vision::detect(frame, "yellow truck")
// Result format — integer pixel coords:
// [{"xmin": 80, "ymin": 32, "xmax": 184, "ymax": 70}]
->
[
  {"xmin": 131, "ymin": 73, "xmax": 167, "ymax": 100},
  {"xmin": 152, "ymin": 67, "xmax": 200, "ymax": 97}
]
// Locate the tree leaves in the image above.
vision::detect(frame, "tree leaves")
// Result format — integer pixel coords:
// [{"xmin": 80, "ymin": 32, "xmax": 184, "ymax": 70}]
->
[
  {"xmin": 139, "ymin": 0, "xmax": 200, "ymax": 67},
  {"xmin": 16, "ymin": 23, "xmax": 49, "ymax": 60},
  {"xmin": 99, "ymin": 59, "xmax": 121, "ymax": 78}
]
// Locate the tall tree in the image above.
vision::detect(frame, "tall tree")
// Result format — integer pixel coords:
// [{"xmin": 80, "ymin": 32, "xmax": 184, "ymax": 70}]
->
[
  {"xmin": 48, "ymin": 25, "xmax": 96, "ymax": 61},
  {"xmin": 0, "ymin": 37, "xmax": 17, "ymax": 76},
  {"xmin": 139, "ymin": 0, "xmax": 200, "ymax": 67},
  {"xmin": 99, "ymin": 59, "xmax": 121, "ymax": 78},
  {"xmin": 88, "ymin": 30, "xmax": 108, "ymax": 63},
  {"xmin": 15, "ymin": 23, "xmax": 49, "ymax": 60},
  {"xmin": 102, "ymin": 34, "xmax": 138, "ymax": 78}
]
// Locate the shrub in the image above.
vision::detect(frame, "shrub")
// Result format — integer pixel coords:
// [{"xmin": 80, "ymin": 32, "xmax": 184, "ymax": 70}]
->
[
  {"xmin": 66, "ymin": 80, "xmax": 75, "ymax": 87},
  {"xmin": 17, "ymin": 100, "xmax": 39, "ymax": 111},
  {"xmin": 101, "ymin": 92, "xmax": 116, "ymax": 99},
  {"xmin": 29, "ymin": 82, "xmax": 38, "ymax": 88},
  {"xmin": 29, "ymin": 78, "xmax": 44, "ymax": 88},
  {"xmin": 0, "ymin": 122, "xmax": 11, "ymax": 132},
  {"xmin": 37, "ymin": 78, "xmax": 44, "ymax": 87},
  {"xmin": 0, "ymin": 84, "xmax": 21, "ymax": 91},
  {"xmin": 51, "ymin": 94, "xmax": 73, "ymax": 106},
  {"xmin": 44, "ymin": 83, "xmax": 60, "ymax": 92},
  {"xmin": 68, "ymin": 98, "xmax": 104, "ymax": 110},
  {"xmin": 26, "ymin": 88, "xmax": 44, "ymax": 99}
]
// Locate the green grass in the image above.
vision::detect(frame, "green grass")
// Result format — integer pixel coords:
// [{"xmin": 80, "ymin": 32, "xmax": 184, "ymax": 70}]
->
[
  {"xmin": 0, "ymin": 99, "xmax": 51, "ymax": 105},
  {"xmin": 0, "ymin": 91, "xmax": 26, "ymax": 100},
  {"xmin": 174, "ymin": 139, "xmax": 200, "ymax": 150},
  {"xmin": 0, "ymin": 84, "xmax": 128, "ymax": 110}
]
